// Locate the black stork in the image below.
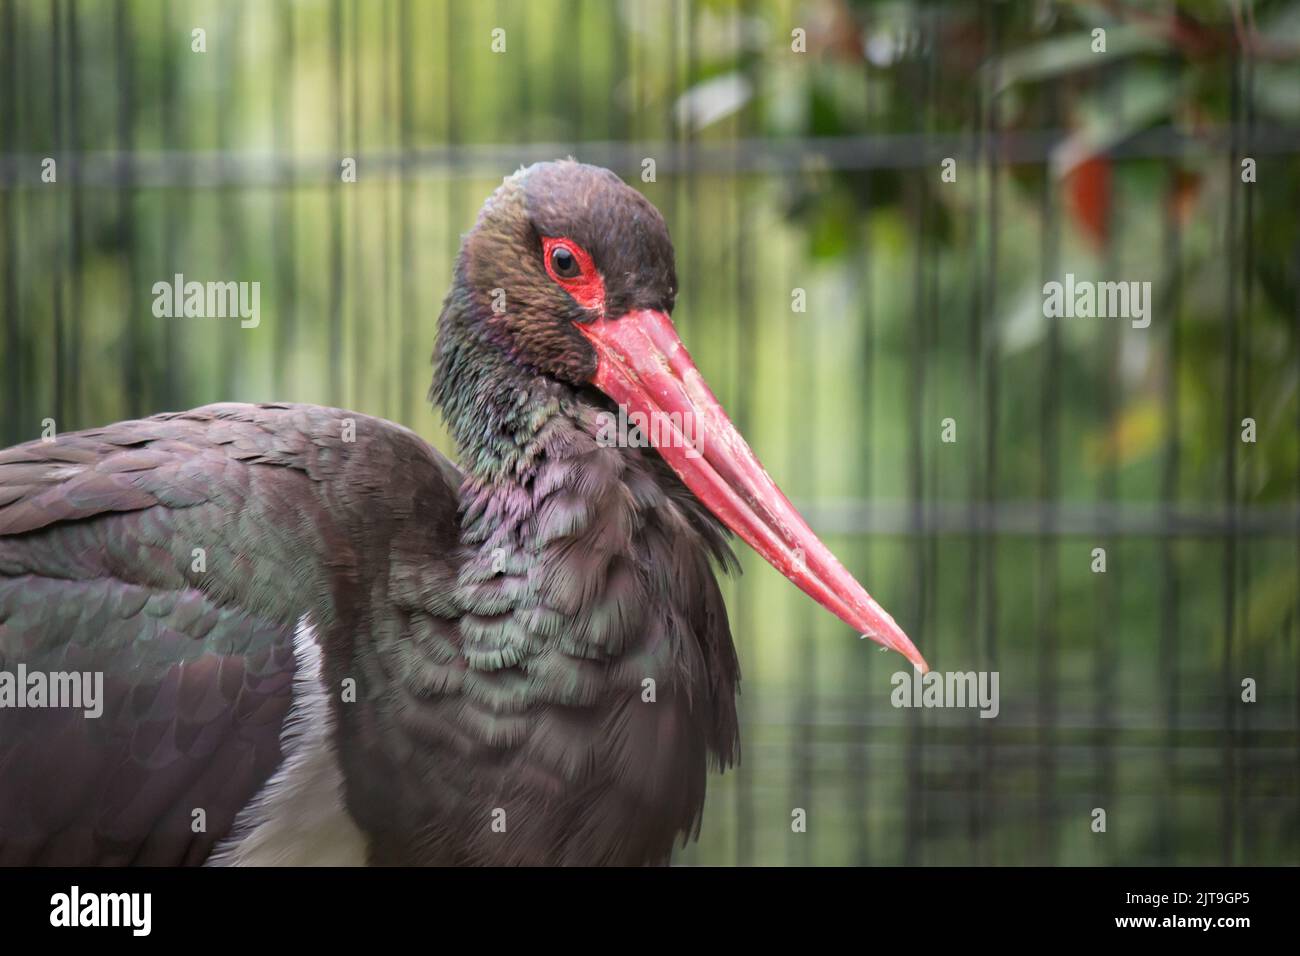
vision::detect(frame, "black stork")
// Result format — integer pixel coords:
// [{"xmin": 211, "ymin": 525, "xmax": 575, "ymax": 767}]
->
[{"xmin": 0, "ymin": 160, "xmax": 927, "ymax": 866}]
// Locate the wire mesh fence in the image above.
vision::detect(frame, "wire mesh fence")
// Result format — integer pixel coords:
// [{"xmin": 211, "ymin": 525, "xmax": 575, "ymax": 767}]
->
[{"xmin": 1, "ymin": 0, "xmax": 1297, "ymax": 865}]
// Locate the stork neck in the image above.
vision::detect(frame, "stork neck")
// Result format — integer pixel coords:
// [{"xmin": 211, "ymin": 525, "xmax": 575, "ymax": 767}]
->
[{"xmin": 437, "ymin": 356, "xmax": 580, "ymax": 484}]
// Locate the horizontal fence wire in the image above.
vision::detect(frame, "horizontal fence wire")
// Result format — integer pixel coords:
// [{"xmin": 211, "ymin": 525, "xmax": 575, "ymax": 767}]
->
[
  {"xmin": 4, "ymin": 125, "xmax": 1300, "ymax": 187},
  {"xmin": 799, "ymin": 499, "xmax": 1300, "ymax": 537}
]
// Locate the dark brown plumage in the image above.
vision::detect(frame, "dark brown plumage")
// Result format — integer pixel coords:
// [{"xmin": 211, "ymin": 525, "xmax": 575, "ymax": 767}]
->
[{"xmin": 0, "ymin": 160, "xmax": 921, "ymax": 866}]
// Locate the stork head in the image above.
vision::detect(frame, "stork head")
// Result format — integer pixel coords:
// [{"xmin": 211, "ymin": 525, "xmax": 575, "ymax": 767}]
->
[{"xmin": 434, "ymin": 159, "xmax": 928, "ymax": 672}]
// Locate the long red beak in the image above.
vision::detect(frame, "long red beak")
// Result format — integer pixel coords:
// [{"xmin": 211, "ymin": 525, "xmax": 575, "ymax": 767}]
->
[{"xmin": 578, "ymin": 309, "xmax": 928, "ymax": 672}]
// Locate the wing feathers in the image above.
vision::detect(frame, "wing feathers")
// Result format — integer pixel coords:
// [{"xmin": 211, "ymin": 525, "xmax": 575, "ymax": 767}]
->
[{"xmin": 0, "ymin": 402, "xmax": 463, "ymax": 865}]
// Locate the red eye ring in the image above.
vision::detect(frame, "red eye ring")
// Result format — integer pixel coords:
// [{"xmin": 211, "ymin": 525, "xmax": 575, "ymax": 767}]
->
[{"xmin": 541, "ymin": 236, "xmax": 605, "ymax": 313}]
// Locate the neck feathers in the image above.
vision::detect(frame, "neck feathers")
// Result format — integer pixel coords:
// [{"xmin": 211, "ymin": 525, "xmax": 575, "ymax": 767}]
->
[{"xmin": 432, "ymin": 278, "xmax": 584, "ymax": 483}]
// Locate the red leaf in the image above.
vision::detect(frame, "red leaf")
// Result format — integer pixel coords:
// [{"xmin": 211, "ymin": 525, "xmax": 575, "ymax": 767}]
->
[{"xmin": 1066, "ymin": 154, "xmax": 1111, "ymax": 248}]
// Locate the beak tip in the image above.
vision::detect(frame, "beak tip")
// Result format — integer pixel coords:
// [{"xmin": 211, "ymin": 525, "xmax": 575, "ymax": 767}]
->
[
  {"xmin": 861, "ymin": 629, "xmax": 929, "ymax": 674},
  {"xmin": 899, "ymin": 642, "xmax": 930, "ymax": 675}
]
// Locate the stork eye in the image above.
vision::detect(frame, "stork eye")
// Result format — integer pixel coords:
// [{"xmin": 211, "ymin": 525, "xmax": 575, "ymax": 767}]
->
[
  {"xmin": 541, "ymin": 236, "xmax": 604, "ymax": 312},
  {"xmin": 550, "ymin": 245, "xmax": 580, "ymax": 278}
]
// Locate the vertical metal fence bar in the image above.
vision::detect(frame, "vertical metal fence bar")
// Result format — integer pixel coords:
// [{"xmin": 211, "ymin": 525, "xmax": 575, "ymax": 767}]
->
[
  {"xmin": 1239, "ymin": 38, "xmax": 1257, "ymax": 864},
  {"xmin": 674, "ymin": 0, "xmax": 703, "ymax": 869},
  {"xmin": 159, "ymin": 0, "xmax": 181, "ymax": 412},
  {"xmin": 1294, "ymin": 225, "xmax": 1300, "ymax": 836},
  {"xmin": 1221, "ymin": 51, "xmax": 1241, "ymax": 867},
  {"xmin": 611, "ymin": 1, "xmax": 628, "ymax": 145},
  {"xmin": 981, "ymin": 1, "xmax": 1003, "ymax": 861},
  {"xmin": 848, "ymin": 41, "xmax": 876, "ymax": 868},
  {"xmin": 216, "ymin": 3, "xmax": 243, "ymax": 404},
  {"xmin": 381, "ymin": 0, "xmax": 394, "ymax": 419},
  {"xmin": 115, "ymin": 0, "xmax": 140, "ymax": 418},
  {"xmin": 784, "ymin": 236, "xmax": 808, "ymax": 867},
  {"xmin": 731, "ymin": 0, "xmax": 756, "ymax": 868},
  {"xmin": 964, "ymin": 30, "xmax": 985, "ymax": 864},
  {"xmin": 66, "ymin": 0, "xmax": 82, "ymax": 427},
  {"xmin": 1157, "ymin": 62, "xmax": 1185, "ymax": 861},
  {"xmin": 1, "ymin": 0, "xmax": 19, "ymax": 448},
  {"xmin": 50, "ymin": 0, "xmax": 64, "ymax": 428},
  {"xmin": 1036, "ymin": 76, "xmax": 1062, "ymax": 867},
  {"xmin": 1096, "ymin": 62, "xmax": 1122, "ymax": 868},
  {"xmin": 922, "ymin": 7, "xmax": 942, "ymax": 865},
  {"xmin": 1295, "ymin": 220, "xmax": 1300, "ymax": 845},
  {"xmin": 568, "ymin": 0, "xmax": 582, "ymax": 145},
  {"xmin": 329, "ymin": 0, "xmax": 344, "ymax": 407},
  {"xmin": 516, "ymin": 1, "xmax": 532, "ymax": 143},
  {"xmin": 665, "ymin": 0, "xmax": 679, "ymax": 338},
  {"xmin": 785, "ymin": 8, "xmax": 816, "ymax": 867},
  {"xmin": 349, "ymin": 0, "xmax": 361, "ymax": 410},
  {"xmin": 903, "ymin": 13, "xmax": 929, "ymax": 867},
  {"xmin": 683, "ymin": 0, "xmax": 699, "ymax": 351},
  {"xmin": 444, "ymin": 0, "xmax": 463, "ymax": 424},
  {"xmin": 398, "ymin": 0, "xmax": 413, "ymax": 424},
  {"xmin": 274, "ymin": 1, "xmax": 296, "ymax": 398},
  {"xmin": 630, "ymin": 0, "xmax": 643, "ymax": 138}
]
